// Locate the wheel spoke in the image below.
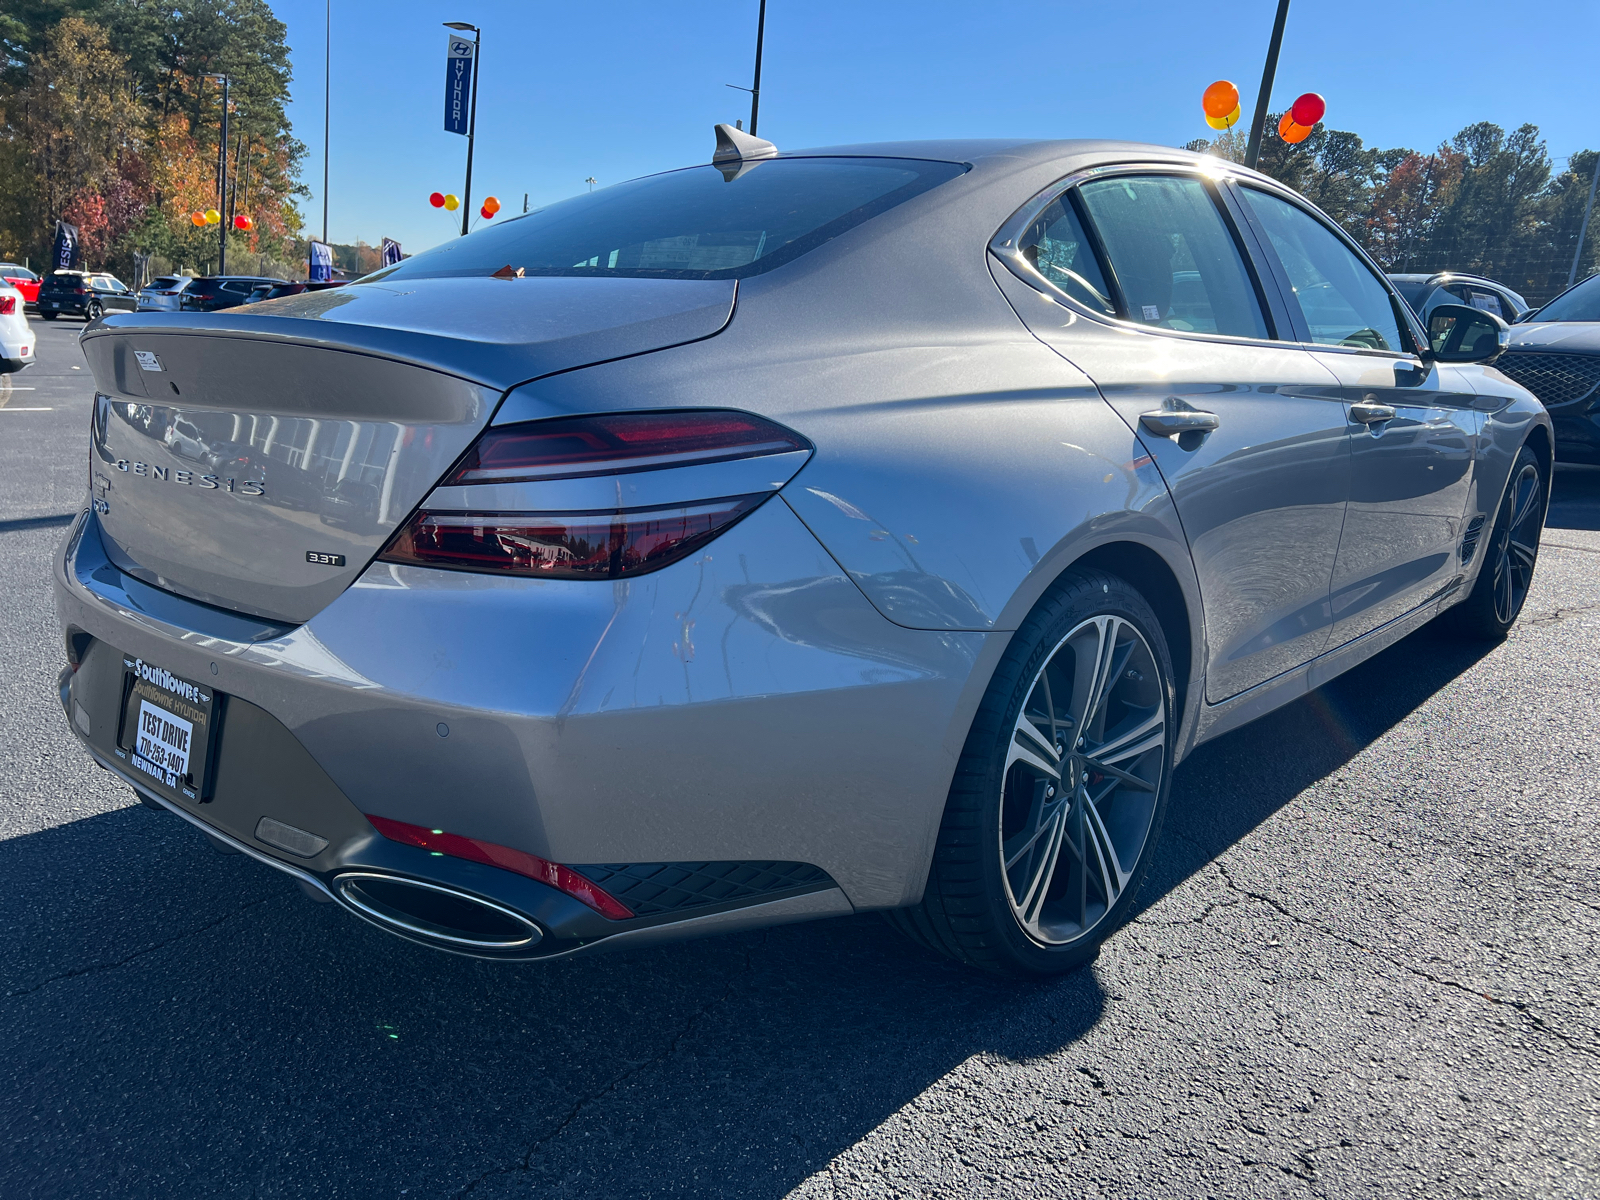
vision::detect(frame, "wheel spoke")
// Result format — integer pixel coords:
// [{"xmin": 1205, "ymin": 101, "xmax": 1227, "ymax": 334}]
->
[
  {"xmin": 1510, "ymin": 538, "xmax": 1537, "ymax": 571},
  {"xmin": 1009, "ymin": 713, "xmax": 1061, "ymax": 779},
  {"xmin": 1087, "ymin": 708, "xmax": 1164, "ymax": 764},
  {"xmin": 1082, "ymin": 755, "xmax": 1158, "ymax": 792},
  {"xmin": 1015, "ymin": 805, "xmax": 1068, "ymax": 927},
  {"xmin": 1082, "ymin": 791, "xmax": 1128, "ymax": 907},
  {"xmin": 1511, "ymin": 475, "xmax": 1540, "ymax": 529}
]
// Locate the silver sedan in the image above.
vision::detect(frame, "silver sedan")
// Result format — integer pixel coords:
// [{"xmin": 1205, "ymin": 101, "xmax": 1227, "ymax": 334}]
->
[{"xmin": 56, "ymin": 133, "xmax": 1548, "ymax": 975}]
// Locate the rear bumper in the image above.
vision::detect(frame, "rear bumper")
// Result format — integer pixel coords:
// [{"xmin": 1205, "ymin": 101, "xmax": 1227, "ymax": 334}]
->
[{"xmin": 54, "ymin": 501, "xmax": 991, "ymax": 957}]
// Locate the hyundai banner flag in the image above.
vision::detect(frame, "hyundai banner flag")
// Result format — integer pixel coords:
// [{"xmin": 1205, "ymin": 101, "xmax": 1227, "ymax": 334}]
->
[
  {"xmin": 444, "ymin": 36, "xmax": 475, "ymax": 136},
  {"xmin": 381, "ymin": 238, "xmax": 402, "ymax": 266},
  {"xmin": 308, "ymin": 240, "xmax": 334, "ymax": 282}
]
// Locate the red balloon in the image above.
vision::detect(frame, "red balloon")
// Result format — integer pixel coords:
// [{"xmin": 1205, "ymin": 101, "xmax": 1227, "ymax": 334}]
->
[
  {"xmin": 480, "ymin": 206, "xmax": 493, "ymax": 220},
  {"xmin": 1290, "ymin": 92, "xmax": 1326, "ymax": 127},
  {"xmin": 429, "ymin": 192, "xmax": 446, "ymax": 208},
  {"xmin": 232, "ymin": 214, "xmax": 253, "ymax": 230}
]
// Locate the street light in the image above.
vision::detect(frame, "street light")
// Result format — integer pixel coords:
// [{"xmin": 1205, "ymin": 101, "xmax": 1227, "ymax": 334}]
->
[
  {"xmin": 444, "ymin": 21, "xmax": 480, "ymax": 237},
  {"xmin": 204, "ymin": 73, "xmax": 231, "ymax": 274}
]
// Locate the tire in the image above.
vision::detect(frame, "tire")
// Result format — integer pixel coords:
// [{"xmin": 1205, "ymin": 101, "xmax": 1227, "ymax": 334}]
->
[
  {"xmin": 86, "ymin": 300, "xmax": 103, "ymax": 322},
  {"xmin": 1443, "ymin": 443, "xmax": 1545, "ymax": 641},
  {"xmin": 39, "ymin": 310, "xmax": 57, "ymax": 320},
  {"xmin": 888, "ymin": 568, "xmax": 1176, "ymax": 976}
]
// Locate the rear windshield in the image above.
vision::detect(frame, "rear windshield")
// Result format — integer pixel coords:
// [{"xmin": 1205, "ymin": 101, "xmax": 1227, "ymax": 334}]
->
[
  {"xmin": 1534, "ymin": 273, "xmax": 1600, "ymax": 322},
  {"xmin": 148, "ymin": 276, "xmax": 184, "ymax": 289},
  {"xmin": 47, "ymin": 272, "xmax": 85, "ymax": 282},
  {"xmin": 367, "ymin": 157, "xmax": 966, "ymax": 283}
]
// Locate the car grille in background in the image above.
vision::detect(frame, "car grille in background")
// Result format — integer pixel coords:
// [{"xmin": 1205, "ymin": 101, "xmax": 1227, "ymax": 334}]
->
[
  {"xmin": 1495, "ymin": 352, "xmax": 1600, "ymax": 408},
  {"xmin": 571, "ymin": 860, "xmax": 834, "ymax": 917}
]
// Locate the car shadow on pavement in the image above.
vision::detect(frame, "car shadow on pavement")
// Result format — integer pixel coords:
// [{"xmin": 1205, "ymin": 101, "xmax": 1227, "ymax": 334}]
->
[
  {"xmin": 0, "ymin": 621, "xmax": 1495, "ymax": 1200},
  {"xmin": 1547, "ymin": 464, "xmax": 1600, "ymax": 531}
]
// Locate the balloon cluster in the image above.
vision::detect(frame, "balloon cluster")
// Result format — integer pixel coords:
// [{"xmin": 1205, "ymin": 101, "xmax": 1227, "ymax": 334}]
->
[
  {"xmin": 1278, "ymin": 92, "xmax": 1325, "ymax": 145},
  {"xmin": 1199, "ymin": 83, "xmax": 1327, "ymax": 145},
  {"xmin": 480, "ymin": 196, "xmax": 501, "ymax": 221},
  {"xmin": 189, "ymin": 208, "xmax": 252, "ymax": 230},
  {"xmin": 430, "ymin": 191, "xmax": 461, "ymax": 212},
  {"xmin": 1202, "ymin": 80, "xmax": 1241, "ymax": 130}
]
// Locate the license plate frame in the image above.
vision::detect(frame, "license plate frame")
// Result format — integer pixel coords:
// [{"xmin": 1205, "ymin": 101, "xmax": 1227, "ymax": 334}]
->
[{"xmin": 114, "ymin": 654, "xmax": 222, "ymax": 803}]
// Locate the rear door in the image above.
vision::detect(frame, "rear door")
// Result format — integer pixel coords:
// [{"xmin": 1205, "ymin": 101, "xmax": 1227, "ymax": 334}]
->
[
  {"xmin": 1235, "ymin": 185, "xmax": 1479, "ymax": 645},
  {"xmin": 994, "ymin": 169, "xmax": 1352, "ymax": 703}
]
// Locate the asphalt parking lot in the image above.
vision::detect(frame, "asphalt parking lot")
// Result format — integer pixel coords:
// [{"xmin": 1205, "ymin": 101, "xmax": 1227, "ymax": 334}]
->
[{"xmin": 2, "ymin": 313, "xmax": 1597, "ymax": 1199}]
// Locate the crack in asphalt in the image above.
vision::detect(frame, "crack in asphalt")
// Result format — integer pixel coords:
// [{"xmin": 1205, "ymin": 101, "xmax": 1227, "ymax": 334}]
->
[
  {"xmin": 451, "ymin": 935, "xmax": 765, "ymax": 1197},
  {"xmin": 2, "ymin": 896, "xmax": 277, "ymax": 999},
  {"xmin": 1212, "ymin": 861, "xmax": 1598, "ymax": 1062},
  {"xmin": 1513, "ymin": 599, "xmax": 1600, "ymax": 630}
]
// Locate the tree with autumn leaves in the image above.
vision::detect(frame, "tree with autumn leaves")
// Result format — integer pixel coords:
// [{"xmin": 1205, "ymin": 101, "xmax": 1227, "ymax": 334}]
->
[
  {"xmin": 0, "ymin": 0, "xmax": 305, "ymax": 278},
  {"xmin": 1189, "ymin": 118, "xmax": 1597, "ymax": 304}
]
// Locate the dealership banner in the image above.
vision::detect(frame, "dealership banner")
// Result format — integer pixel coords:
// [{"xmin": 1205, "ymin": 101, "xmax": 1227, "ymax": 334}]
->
[
  {"xmin": 308, "ymin": 240, "xmax": 334, "ymax": 282},
  {"xmin": 52, "ymin": 221, "xmax": 79, "ymax": 270},
  {"xmin": 381, "ymin": 238, "xmax": 402, "ymax": 266},
  {"xmin": 444, "ymin": 36, "xmax": 475, "ymax": 135}
]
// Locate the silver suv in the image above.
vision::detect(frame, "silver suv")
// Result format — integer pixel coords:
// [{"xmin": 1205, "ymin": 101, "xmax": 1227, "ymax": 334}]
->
[{"xmin": 137, "ymin": 276, "xmax": 194, "ymax": 313}]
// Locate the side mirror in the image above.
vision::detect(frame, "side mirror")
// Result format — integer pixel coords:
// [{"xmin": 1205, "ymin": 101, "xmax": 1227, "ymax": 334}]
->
[{"xmin": 1425, "ymin": 303, "xmax": 1509, "ymax": 364}]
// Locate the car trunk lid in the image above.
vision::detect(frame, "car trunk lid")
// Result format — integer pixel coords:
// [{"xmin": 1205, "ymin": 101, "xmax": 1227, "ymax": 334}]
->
[{"xmin": 80, "ymin": 276, "xmax": 737, "ymax": 624}]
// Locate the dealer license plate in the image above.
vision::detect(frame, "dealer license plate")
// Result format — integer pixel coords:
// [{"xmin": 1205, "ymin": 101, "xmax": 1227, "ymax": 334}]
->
[{"xmin": 114, "ymin": 654, "xmax": 219, "ymax": 802}]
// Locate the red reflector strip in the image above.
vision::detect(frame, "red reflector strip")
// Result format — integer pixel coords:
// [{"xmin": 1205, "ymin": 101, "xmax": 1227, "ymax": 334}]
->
[
  {"xmin": 378, "ymin": 496, "xmax": 761, "ymax": 580},
  {"xmin": 0, "ymin": 297, "xmax": 14, "ymax": 314},
  {"xmin": 366, "ymin": 815, "xmax": 633, "ymax": 919}
]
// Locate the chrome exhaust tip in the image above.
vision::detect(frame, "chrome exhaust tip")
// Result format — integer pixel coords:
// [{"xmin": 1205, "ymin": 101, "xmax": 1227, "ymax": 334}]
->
[{"xmin": 334, "ymin": 873, "xmax": 543, "ymax": 951}]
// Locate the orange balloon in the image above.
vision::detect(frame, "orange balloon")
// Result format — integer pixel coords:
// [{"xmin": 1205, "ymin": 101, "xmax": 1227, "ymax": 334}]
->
[
  {"xmin": 1202, "ymin": 80, "xmax": 1240, "ymax": 120},
  {"xmin": 191, "ymin": 211, "xmax": 206, "ymax": 226},
  {"xmin": 483, "ymin": 196, "xmax": 501, "ymax": 215},
  {"xmin": 1278, "ymin": 112, "xmax": 1312, "ymax": 144}
]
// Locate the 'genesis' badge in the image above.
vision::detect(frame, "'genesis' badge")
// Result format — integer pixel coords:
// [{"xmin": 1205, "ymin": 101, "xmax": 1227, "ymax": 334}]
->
[{"xmin": 133, "ymin": 351, "xmax": 163, "ymax": 372}]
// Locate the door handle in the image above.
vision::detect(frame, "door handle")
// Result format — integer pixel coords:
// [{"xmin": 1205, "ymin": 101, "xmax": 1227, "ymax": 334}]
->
[
  {"xmin": 1139, "ymin": 409, "xmax": 1220, "ymax": 437},
  {"xmin": 1350, "ymin": 402, "xmax": 1397, "ymax": 425}
]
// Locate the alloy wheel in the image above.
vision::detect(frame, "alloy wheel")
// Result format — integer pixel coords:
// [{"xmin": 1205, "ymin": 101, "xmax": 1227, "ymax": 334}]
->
[
  {"xmin": 1000, "ymin": 614, "xmax": 1166, "ymax": 946},
  {"xmin": 1492, "ymin": 462, "xmax": 1542, "ymax": 625}
]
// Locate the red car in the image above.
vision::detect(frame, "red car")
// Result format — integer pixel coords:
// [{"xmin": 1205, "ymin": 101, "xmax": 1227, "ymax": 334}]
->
[{"xmin": 0, "ymin": 263, "xmax": 40, "ymax": 305}]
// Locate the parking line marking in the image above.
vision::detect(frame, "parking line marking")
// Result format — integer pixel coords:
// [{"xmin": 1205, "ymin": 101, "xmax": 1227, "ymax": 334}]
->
[{"xmin": 0, "ymin": 406, "xmax": 53, "ymax": 411}]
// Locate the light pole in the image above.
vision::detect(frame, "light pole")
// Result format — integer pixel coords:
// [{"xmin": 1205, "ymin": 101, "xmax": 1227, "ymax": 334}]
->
[
  {"xmin": 323, "ymin": 0, "xmax": 330, "ymax": 245},
  {"xmin": 1569, "ymin": 157, "xmax": 1599, "ymax": 290},
  {"xmin": 1244, "ymin": 0, "xmax": 1291, "ymax": 171},
  {"xmin": 444, "ymin": 21, "xmax": 480, "ymax": 237},
  {"xmin": 206, "ymin": 73, "xmax": 231, "ymax": 274}
]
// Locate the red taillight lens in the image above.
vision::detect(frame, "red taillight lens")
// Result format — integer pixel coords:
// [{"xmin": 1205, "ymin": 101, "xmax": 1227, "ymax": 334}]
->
[
  {"xmin": 381, "ymin": 497, "xmax": 761, "ymax": 579},
  {"xmin": 381, "ymin": 409, "xmax": 810, "ymax": 579},
  {"xmin": 0, "ymin": 297, "xmax": 14, "ymax": 314},
  {"xmin": 447, "ymin": 410, "xmax": 808, "ymax": 484},
  {"xmin": 366, "ymin": 815, "xmax": 633, "ymax": 919}
]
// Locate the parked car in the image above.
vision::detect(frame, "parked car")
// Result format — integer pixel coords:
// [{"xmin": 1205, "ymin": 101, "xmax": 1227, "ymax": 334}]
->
[
  {"xmin": 62, "ymin": 134, "xmax": 1546, "ymax": 976},
  {"xmin": 36, "ymin": 270, "xmax": 138, "ymax": 320},
  {"xmin": 178, "ymin": 275, "xmax": 288, "ymax": 312},
  {"xmin": 1494, "ymin": 272, "xmax": 1600, "ymax": 464},
  {"xmin": 0, "ymin": 262, "xmax": 41, "ymax": 305},
  {"xmin": 255, "ymin": 280, "xmax": 347, "ymax": 302},
  {"xmin": 1389, "ymin": 271, "xmax": 1529, "ymax": 326},
  {"xmin": 137, "ymin": 275, "xmax": 195, "ymax": 312},
  {"xmin": 0, "ymin": 283, "xmax": 34, "ymax": 371}
]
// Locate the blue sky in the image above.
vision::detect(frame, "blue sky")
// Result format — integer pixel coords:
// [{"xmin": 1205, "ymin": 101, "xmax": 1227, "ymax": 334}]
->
[{"xmin": 271, "ymin": 0, "xmax": 1599, "ymax": 254}]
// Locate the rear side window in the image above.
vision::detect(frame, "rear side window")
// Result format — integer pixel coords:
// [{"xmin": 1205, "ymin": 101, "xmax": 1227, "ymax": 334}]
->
[
  {"xmin": 1076, "ymin": 175, "xmax": 1269, "ymax": 339},
  {"xmin": 368, "ymin": 157, "xmax": 966, "ymax": 282},
  {"xmin": 1016, "ymin": 196, "xmax": 1115, "ymax": 314},
  {"xmin": 148, "ymin": 277, "xmax": 182, "ymax": 290},
  {"xmin": 1242, "ymin": 188, "xmax": 1405, "ymax": 353}
]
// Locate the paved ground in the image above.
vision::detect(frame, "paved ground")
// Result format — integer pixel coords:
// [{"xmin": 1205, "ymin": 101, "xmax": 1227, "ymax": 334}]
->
[{"xmin": 2, "ymin": 314, "xmax": 1597, "ymax": 1199}]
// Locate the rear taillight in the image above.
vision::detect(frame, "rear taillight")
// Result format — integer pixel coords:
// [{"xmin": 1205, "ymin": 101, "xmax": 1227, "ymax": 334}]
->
[
  {"xmin": 366, "ymin": 815, "xmax": 633, "ymax": 919},
  {"xmin": 74, "ymin": 287, "xmax": 88, "ymax": 295},
  {"xmin": 0, "ymin": 297, "xmax": 14, "ymax": 314},
  {"xmin": 379, "ymin": 410, "xmax": 811, "ymax": 580}
]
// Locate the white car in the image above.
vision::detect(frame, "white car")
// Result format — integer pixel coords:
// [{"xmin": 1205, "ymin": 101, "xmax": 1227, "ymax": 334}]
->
[
  {"xmin": 137, "ymin": 275, "xmax": 194, "ymax": 312},
  {"xmin": 0, "ymin": 283, "xmax": 33, "ymax": 372}
]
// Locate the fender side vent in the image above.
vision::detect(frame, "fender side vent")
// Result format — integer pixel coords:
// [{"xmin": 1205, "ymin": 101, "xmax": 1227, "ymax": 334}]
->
[{"xmin": 1460, "ymin": 515, "xmax": 1487, "ymax": 565}]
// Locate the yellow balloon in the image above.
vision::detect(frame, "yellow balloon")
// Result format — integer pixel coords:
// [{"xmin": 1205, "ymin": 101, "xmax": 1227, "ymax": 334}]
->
[
  {"xmin": 443, "ymin": 194, "xmax": 460, "ymax": 212},
  {"xmin": 1205, "ymin": 104, "xmax": 1242, "ymax": 131},
  {"xmin": 204, "ymin": 208, "xmax": 221, "ymax": 225}
]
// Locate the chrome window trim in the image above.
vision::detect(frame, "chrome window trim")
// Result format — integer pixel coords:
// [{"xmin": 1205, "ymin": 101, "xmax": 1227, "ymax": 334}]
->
[{"xmin": 988, "ymin": 161, "xmax": 1292, "ymax": 353}]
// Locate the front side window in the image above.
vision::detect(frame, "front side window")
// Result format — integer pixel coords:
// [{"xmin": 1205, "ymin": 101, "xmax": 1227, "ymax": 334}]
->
[
  {"xmin": 1243, "ymin": 188, "xmax": 1405, "ymax": 353},
  {"xmin": 1075, "ymin": 175, "xmax": 1269, "ymax": 339},
  {"xmin": 368, "ymin": 157, "xmax": 966, "ymax": 283}
]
